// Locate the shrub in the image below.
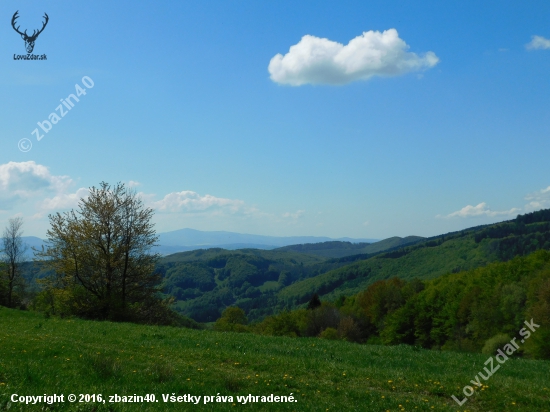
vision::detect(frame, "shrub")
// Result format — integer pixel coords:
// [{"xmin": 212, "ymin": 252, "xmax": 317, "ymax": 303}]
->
[
  {"xmin": 337, "ymin": 316, "xmax": 363, "ymax": 343},
  {"xmin": 214, "ymin": 306, "xmax": 249, "ymax": 333},
  {"xmin": 482, "ymin": 333, "xmax": 512, "ymax": 355},
  {"xmin": 219, "ymin": 307, "xmax": 248, "ymax": 325},
  {"xmin": 255, "ymin": 309, "xmax": 307, "ymax": 337},
  {"xmin": 319, "ymin": 327, "xmax": 339, "ymax": 340},
  {"xmin": 524, "ymin": 328, "xmax": 550, "ymax": 359},
  {"xmin": 305, "ymin": 304, "xmax": 340, "ymax": 337},
  {"xmin": 307, "ymin": 293, "xmax": 322, "ymax": 310}
]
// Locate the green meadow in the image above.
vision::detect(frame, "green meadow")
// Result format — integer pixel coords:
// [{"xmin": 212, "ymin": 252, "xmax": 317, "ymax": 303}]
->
[{"xmin": 1, "ymin": 308, "xmax": 548, "ymax": 411}]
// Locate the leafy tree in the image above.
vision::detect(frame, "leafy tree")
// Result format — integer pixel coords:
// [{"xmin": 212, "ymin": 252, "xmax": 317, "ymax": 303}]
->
[
  {"xmin": 255, "ymin": 309, "xmax": 307, "ymax": 337},
  {"xmin": 482, "ymin": 333, "xmax": 512, "ymax": 355},
  {"xmin": 214, "ymin": 306, "xmax": 248, "ymax": 332},
  {"xmin": 319, "ymin": 327, "xmax": 339, "ymax": 340},
  {"xmin": 221, "ymin": 306, "xmax": 247, "ymax": 324},
  {"xmin": 305, "ymin": 303, "xmax": 341, "ymax": 337},
  {"xmin": 337, "ymin": 316, "xmax": 364, "ymax": 342},
  {"xmin": 307, "ymin": 293, "xmax": 321, "ymax": 310},
  {"xmin": 1, "ymin": 217, "xmax": 27, "ymax": 308},
  {"xmin": 356, "ymin": 278, "xmax": 407, "ymax": 330},
  {"xmin": 525, "ymin": 276, "xmax": 550, "ymax": 358},
  {"xmin": 278, "ymin": 271, "xmax": 291, "ymax": 286},
  {"xmin": 35, "ymin": 182, "xmax": 162, "ymax": 321}
]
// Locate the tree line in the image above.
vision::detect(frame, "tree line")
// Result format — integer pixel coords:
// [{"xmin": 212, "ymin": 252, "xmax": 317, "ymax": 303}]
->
[{"xmin": 232, "ymin": 249, "xmax": 550, "ymax": 360}]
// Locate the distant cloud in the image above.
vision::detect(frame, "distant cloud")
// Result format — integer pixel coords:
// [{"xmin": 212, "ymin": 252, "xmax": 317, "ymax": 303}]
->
[
  {"xmin": 438, "ymin": 202, "xmax": 520, "ymax": 219},
  {"xmin": 0, "ymin": 162, "xmax": 305, "ymax": 236},
  {"xmin": 282, "ymin": 210, "xmax": 305, "ymax": 219},
  {"xmin": 524, "ymin": 186, "xmax": 550, "ymax": 211},
  {"xmin": 432, "ymin": 184, "xmax": 550, "ymax": 222},
  {"xmin": 0, "ymin": 161, "xmax": 270, "ymax": 224},
  {"xmin": 39, "ymin": 188, "xmax": 89, "ymax": 213},
  {"xmin": 268, "ymin": 29, "xmax": 439, "ymax": 86},
  {"xmin": 0, "ymin": 161, "xmax": 72, "ymax": 210},
  {"xmin": 526, "ymin": 35, "xmax": 550, "ymax": 50},
  {"xmin": 150, "ymin": 190, "xmax": 249, "ymax": 214}
]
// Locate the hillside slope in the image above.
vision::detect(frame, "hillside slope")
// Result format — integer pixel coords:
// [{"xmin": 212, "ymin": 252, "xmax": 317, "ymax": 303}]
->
[
  {"xmin": 158, "ymin": 249, "xmax": 331, "ymax": 322},
  {"xmin": 158, "ymin": 237, "xmax": 426, "ymax": 322},
  {"xmin": 1, "ymin": 308, "xmax": 549, "ymax": 411},
  {"xmin": 278, "ymin": 209, "xmax": 550, "ymax": 306},
  {"xmin": 273, "ymin": 236, "xmax": 424, "ymax": 258},
  {"xmin": 159, "ymin": 210, "xmax": 550, "ymax": 322}
]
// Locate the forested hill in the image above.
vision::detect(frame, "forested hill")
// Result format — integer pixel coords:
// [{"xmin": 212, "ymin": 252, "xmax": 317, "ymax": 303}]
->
[
  {"xmin": 273, "ymin": 236, "xmax": 424, "ymax": 258},
  {"xmin": 160, "ymin": 209, "xmax": 550, "ymax": 323},
  {"xmin": 158, "ymin": 248, "xmax": 330, "ymax": 322},
  {"xmin": 278, "ymin": 209, "xmax": 550, "ymax": 307},
  {"xmin": 157, "ymin": 237, "xmax": 423, "ymax": 322}
]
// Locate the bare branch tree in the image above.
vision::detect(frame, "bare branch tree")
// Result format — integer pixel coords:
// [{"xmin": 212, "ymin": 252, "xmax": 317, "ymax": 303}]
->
[{"xmin": 1, "ymin": 217, "xmax": 27, "ymax": 308}]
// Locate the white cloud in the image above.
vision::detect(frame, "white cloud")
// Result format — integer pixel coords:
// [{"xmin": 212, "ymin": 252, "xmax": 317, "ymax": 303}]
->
[
  {"xmin": 39, "ymin": 187, "xmax": 89, "ymax": 213},
  {"xmin": 439, "ymin": 202, "xmax": 521, "ymax": 219},
  {"xmin": 268, "ymin": 29, "xmax": 439, "ymax": 86},
  {"xmin": 437, "ymin": 185, "xmax": 550, "ymax": 221},
  {"xmin": 150, "ymin": 190, "xmax": 249, "ymax": 214},
  {"xmin": 524, "ymin": 186, "xmax": 550, "ymax": 211},
  {"xmin": 0, "ymin": 162, "xmax": 292, "ymax": 236},
  {"xmin": 282, "ymin": 210, "xmax": 305, "ymax": 219},
  {"xmin": 0, "ymin": 161, "xmax": 72, "ymax": 210},
  {"xmin": 0, "ymin": 161, "xmax": 267, "ymax": 220},
  {"xmin": 526, "ymin": 35, "xmax": 550, "ymax": 50}
]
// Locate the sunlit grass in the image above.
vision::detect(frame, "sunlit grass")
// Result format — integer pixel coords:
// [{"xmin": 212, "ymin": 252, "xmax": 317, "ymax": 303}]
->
[{"xmin": 0, "ymin": 308, "xmax": 548, "ymax": 411}]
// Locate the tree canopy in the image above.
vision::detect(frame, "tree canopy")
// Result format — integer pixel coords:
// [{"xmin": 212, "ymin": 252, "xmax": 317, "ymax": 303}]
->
[{"xmin": 35, "ymin": 182, "xmax": 167, "ymax": 322}]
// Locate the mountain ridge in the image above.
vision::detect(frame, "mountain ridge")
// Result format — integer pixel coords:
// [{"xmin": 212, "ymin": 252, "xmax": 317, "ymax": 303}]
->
[
  {"xmin": 273, "ymin": 236, "xmax": 424, "ymax": 258},
  {"xmin": 156, "ymin": 228, "xmax": 378, "ymax": 254},
  {"xmin": 22, "ymin": 229, "xmax": 381, "ymax": 256}
]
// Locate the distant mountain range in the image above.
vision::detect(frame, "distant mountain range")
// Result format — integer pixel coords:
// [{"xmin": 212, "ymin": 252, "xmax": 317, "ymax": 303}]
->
[
  {"xmin": 155, "ymin": 228, "xmax": 379, "ymax": 255},
  {"xmin": 19, "ymin": 236, "xmax": 46, "ymax": 257},
  {"xmin": 20, "ymin": 229, "xmax": 380, "ymax": 257}
]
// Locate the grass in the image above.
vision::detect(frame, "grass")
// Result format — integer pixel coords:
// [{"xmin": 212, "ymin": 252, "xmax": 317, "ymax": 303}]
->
[{"xmin": 0, "ymin": 308, "xmax": 549, "ymax": 411}]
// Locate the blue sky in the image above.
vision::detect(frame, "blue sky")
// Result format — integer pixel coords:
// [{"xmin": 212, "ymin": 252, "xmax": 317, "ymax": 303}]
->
[{"xmin": 1, "ymin": 0, "xmax": 550, "ymax": 240}]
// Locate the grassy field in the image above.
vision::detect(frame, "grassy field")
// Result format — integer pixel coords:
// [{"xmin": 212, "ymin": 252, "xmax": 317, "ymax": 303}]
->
[{"xmin": 0, "ymin": 308, "xmax": 549, "ymax": 411}]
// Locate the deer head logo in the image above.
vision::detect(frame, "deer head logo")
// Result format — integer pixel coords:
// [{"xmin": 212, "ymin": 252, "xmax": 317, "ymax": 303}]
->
[{"xmin": 11, "ymin": 11, "xmax": 49, "ymax": 54}]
